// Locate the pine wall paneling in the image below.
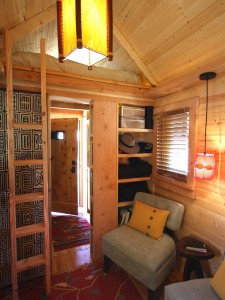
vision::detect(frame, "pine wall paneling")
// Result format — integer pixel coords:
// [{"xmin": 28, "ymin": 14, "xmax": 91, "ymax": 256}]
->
[
  {"xmin": 152, "ymin": 75, "xmax": 225, "ymax": 276},
  {"xmin": 1, "ymin": 63, "xmax": 224, "ymax": 279}
]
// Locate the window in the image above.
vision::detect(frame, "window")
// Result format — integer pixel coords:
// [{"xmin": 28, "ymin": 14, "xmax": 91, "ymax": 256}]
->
[
  {"xmin": 156, "ymin": 109, "xmax": 189, "ymax": 182},
  {"xmin": 153, "ymin": 98, "xmax": 199, "ymax": 197}
]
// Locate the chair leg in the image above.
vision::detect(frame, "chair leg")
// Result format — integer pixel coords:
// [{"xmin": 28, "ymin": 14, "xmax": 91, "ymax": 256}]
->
[
  {"xmin": 148, "ymin": 288, "xmax": 156, "ymax": 300},
  {"xmin": 103, "ymin": 255, "xmax": 111, "ymax": 274}
]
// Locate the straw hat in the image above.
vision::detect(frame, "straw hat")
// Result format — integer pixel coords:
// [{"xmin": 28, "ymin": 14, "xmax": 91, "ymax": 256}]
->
[{"xmin": 119, "ymin": 133, "xmax": 140, "ymax": 154}]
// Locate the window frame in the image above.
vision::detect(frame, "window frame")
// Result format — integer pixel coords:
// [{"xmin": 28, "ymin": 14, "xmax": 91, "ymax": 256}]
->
[
  {"xmin": 152, "ymin": 97, "xmax": 199, "ymax": 198},
  {"xmin": 156, "ymin": 108, "xmax": 190, "ymax": 182}
]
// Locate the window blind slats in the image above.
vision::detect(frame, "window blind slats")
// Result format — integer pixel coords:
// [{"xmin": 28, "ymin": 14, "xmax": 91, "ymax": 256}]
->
[
  {"xmin": 156, "ymin": 110, "xmax": 189, "ymax": 181},
  {"xmin": 157, "ymin": 143, "xmax": 189, "ymax": 147}
]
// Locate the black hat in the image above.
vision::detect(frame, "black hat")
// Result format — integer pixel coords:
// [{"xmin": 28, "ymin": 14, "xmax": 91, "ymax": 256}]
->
[{"xmin": 138, "ymin": 142, "xmax": 153, "ymax": 153}]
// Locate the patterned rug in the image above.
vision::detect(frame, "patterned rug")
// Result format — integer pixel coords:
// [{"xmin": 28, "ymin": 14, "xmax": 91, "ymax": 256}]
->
[
  {"xmin": 52, "ymin": 214, "xmax": 90, "ymax": 251},
  {"xmin": 0, "ymin": 262, "xmax": 143, "ymax": 300}
]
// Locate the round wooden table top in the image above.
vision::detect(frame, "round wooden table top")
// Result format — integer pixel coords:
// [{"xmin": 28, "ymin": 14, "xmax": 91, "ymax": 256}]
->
[{"xmin": 177, "ymin": 236, "xmax": 215, "ymax": 260}]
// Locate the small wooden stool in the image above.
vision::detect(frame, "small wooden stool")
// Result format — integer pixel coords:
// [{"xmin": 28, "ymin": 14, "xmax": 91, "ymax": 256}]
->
[{"xmin": 177, "ymin": 236, "xmax": 215, "ymax": 281}]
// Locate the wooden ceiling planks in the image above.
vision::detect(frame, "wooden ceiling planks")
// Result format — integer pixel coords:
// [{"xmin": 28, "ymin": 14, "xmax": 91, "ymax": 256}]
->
[
  {"xmin": 150, "ymin": 17, "xmax": 225, "ymax": 81},
  {"xmin": 0, "ymin": 2, "xmax": 8, "ymax": 31},
  {"xmin": 146, "ymin": 1, "xmax": 225, "ymax": 81},
  {"xmin": 96, "ymin": 36, "xmax": 143, "ymax": 77},
  {"xmin": 1, "ymin": 0, "xmax": 17, "ymax": 28},
  {"xmin": 46, "ymin": 21, "xmax": 58, "ymax": 57},
  {"xmin": 113, "ymin": 0, "xmax": 225, "ymax": 83},
  {"xmin": 0, "ymin": 3, "xmax": 56, "ymax": 51},
  {"xmin": 14, "ymin": 0, "xmax": 27, "ymax": 24},
  {"xmin": 113, "ymin": 24, "xmax": 157, "ymax": 86},
  {"xmin": 1, "ymin": 0, "xmax": 225, "ymax": 90},
  {"xmin": 144, "ymin": 0, "xmax": 225, "ymax": 66}
]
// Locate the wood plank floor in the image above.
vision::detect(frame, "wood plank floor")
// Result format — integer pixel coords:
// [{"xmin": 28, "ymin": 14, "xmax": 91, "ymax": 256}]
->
[
  {"xmin": 51, "ymin": 244, "xmax": 182, "ymax": 300},
  {"xmin": 51, "ymin": 210, "xmax": 182, "ymax": 299},
  {"xmin": 52, "ymin": 244, "xmax": 92, "ymax": 274},
  {"xmin": 51, "ymin": 209, "xmax": 92, "ymax": 275}
]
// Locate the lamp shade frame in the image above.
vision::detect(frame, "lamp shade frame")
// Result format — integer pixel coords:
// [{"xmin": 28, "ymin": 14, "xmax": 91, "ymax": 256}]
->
[{"xmin": 57, "ymin": 0, "xmax": 113, "ymax": 66}]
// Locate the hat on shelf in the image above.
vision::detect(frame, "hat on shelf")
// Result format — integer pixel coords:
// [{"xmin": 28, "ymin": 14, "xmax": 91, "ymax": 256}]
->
[
  {"xmin": 138, "ymin": 142, "xmax": 153, "ymax": 153},
  {"xmin": 119, "ymin": 133, "xmax": 140, "ymax": 154}
]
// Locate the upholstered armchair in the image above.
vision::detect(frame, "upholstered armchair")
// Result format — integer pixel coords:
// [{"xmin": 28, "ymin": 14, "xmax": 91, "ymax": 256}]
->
[
  {"xmin": 164, "ymin": 278, "xmax": 220, "ymax": 300},
  {"xmin": 165, "ymin": 258, "xmax": 225, "ymax": 300},
  {"xmin": 103, "ymin": 192, "xmax": 185, "ymax": 300}
]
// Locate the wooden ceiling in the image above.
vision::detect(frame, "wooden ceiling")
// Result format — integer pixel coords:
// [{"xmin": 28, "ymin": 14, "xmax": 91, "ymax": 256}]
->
[{"xmin": 1, "ymin": 0, "xmax": 225, "ymax": 97}]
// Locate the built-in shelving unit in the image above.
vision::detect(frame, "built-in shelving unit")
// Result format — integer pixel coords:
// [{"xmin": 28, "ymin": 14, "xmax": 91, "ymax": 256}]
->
[
  {"xmin": 118, "ymin": 128, "xmax": 152, "ymax": 133},
  {"xmin": 117, "ymin": 104, "xmax": 153, "ymax": 224},
  {"xmin": 118, "ymin": 176, "xmax": 152, "ymax": 183},
  {"xmin": 88, "ymin": 100, "xmax": 154, "ymax": 258}
]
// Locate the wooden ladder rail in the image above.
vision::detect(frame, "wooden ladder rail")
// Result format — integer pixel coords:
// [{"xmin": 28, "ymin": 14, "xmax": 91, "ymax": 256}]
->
[
  {"xmin": 6, "ymin": 32, "xmax": 51, "ymax": 299},
  {"xmin": 41, "ymin": 37, "xmax": 51, "ymax": 296}
]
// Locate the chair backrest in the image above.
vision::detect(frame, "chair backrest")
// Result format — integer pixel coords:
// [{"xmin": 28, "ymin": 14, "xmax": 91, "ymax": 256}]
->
[{"xmin": 134, "ymin": 192, "xmax": 185, "ymax": 231}]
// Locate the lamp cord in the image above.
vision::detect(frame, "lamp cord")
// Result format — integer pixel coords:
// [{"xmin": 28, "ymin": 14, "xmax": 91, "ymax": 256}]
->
[{"xmin": 204, "ymin": 79, "xmax": 209, "ymax": 155}]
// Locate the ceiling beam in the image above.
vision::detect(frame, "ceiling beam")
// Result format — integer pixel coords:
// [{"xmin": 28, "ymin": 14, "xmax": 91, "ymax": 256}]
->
[
  {"xmin": 113, "ymin": 24, "xmax": 158, "ymax": 87},
  {"xmin": 0, "ymin": 4, "xmax": 56, "ymax": 49},
  {"xmin": 51, "ymin": 101, "xmax": 89, "ymax": 110},
  {"xmin": 0, "ymin": 3, "xmax": 158, "ymax": 88}
]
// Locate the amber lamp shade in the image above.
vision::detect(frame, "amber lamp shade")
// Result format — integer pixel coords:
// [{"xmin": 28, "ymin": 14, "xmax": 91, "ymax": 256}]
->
[
  {"xmin": 57, "ymin": 0, "xmax": 113, "ymax": 67},
  {"xmin": 194, "ymin": 153, "xmax": 215, "ymax": 180}
]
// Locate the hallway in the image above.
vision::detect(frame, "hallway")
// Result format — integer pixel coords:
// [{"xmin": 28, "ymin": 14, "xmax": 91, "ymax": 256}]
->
[{"xmin": 51, "ymin": 206, "xmax": 91, "ymax": 275}]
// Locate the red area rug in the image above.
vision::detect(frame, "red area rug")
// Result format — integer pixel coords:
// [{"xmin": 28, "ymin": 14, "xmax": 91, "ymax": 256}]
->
[
  {"xmin": 52, "ymin": 214, "xmax": 90, "ymax": 251},
  {"xmin": 0, "ymin": 262, "xmax": 143, "ymax": 300}
]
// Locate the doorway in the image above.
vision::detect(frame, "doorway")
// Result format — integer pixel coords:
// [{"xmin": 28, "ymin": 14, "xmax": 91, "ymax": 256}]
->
[
  {"xmin": 51, "ymin": 118, "xmax": 79, "ymax": 214},
  {"xmin": 50, "ymin": 104, "xmax": 90, "ymax": 217},
  {"xmin": 50, "ymin": 101, "xmax": 92, "ymax": 273}
]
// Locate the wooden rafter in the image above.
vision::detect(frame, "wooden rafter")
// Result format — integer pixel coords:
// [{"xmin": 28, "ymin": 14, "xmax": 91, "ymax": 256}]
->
[
  {"xmin": 113, "ymin": 24, "xmax": 158, "ymax": 87},
  {"xmin": 0, "ymin": 2, "xmax": 157, "ymax": 87},
  {"xmin": 0, "ymin": 4, "xmax": 56, "ymax": 49}
]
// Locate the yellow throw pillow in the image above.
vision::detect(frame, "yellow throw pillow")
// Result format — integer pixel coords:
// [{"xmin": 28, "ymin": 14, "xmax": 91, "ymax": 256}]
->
[
  {"xmin": 210, "ymin": 260, "xmax": 225, "ymax": 299},
  {"xmin": 127, "ymin": 200, "xmax": 170, "ymax": 240}
]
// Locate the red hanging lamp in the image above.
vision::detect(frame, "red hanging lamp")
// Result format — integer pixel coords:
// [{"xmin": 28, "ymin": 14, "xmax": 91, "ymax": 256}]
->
[{"xmin": 194, "ymin": 72, "xmax": 216, "ymax": 180}]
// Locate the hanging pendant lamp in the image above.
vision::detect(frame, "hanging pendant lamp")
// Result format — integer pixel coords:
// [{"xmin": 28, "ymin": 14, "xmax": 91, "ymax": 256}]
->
[
  {"xmin": 194, "ymin": 72, "xmax": 216, "ymax": 180},
  {"xmin": 57, "ymin": 0, "xmax": 113, "ymax": 69}
]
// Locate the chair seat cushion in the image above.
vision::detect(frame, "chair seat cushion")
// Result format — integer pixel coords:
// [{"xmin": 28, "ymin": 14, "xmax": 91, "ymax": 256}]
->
[
  {"xmin": 165, "ymin": 278, "xmax": 220, "ymax": 300},
  {"xmin": 103, "ymin": 225, "xmax": 176, "ymax": 290}
]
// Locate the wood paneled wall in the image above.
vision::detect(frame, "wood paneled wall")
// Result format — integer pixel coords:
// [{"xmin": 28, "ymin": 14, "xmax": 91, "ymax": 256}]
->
[
  {"xmin": 2, "ymin": 64, "xmax": 224, "ymax": 277},
  {"xmin": 153, "ymin": 74, "xmax": 225, "ymax": 276}
]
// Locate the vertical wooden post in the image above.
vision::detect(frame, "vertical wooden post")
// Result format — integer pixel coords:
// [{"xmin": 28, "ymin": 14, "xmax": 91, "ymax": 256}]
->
[
  {"xmin": 40, "ymin": 38, "xmax": 51, "ymax": 295},
  {"xmin": 5, "ymin": 30, "xmax": 19, "ymax": 300}
]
